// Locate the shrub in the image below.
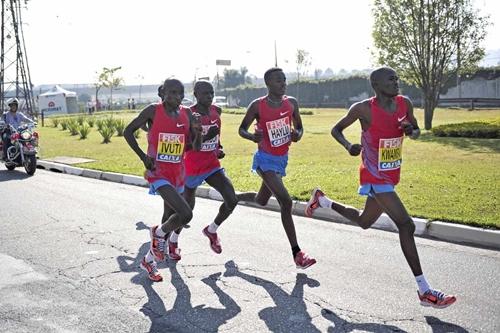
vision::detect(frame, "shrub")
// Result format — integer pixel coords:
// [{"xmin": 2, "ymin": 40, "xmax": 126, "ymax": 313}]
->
[
  {"xmin": 115, "ymin": 119, "xmax": 126, "ymax": 136},
  {"xmin": 60, "ymin": 118, "xmax": 69, "ymax": 130},
  {"xmin": 104, "ymin": 116, "xmax": 116, "ymax": 131},
  {"xmin": 51, "ymin": 118, "xmax": 60, "ymax": 128},
  {"xmin": 76, "ymin": 115, "xmax": 85, "ymax": 126},
  {"xmin": 431, "ymin": 120, "xmax": 500, "ymax": 138},
  {"xmin": 96, "ymin": 119, "xmax": 105, "ymax": 131},
  {"xmin": 87, "ymin": 117, "xmax": 96, "ymax": 128},
  {"xmin": 67, "ymin": 119, "xmax": 79, "ymax": 136},
  {"xmin": 98, "ymin": 125, "xmax": 114, "ymax": 143},
  {"xmin": 78, "ymin": 124, "xmax": 91, "ymax": 139},
  {"xmin": 134, "ymin": 129, "xmax": 141, "ymax": 139}
]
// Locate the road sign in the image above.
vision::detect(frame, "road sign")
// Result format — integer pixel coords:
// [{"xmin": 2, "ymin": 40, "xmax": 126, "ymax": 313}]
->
[{"xmin": 216, "ymin": 59, "xmax": 231, "ymax": 66}]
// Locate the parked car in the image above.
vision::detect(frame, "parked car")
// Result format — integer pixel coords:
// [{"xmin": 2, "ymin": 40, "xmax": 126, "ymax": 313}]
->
[{"xmin": 213, "ymin": 96, "xmax": 228, "ymax": 108}]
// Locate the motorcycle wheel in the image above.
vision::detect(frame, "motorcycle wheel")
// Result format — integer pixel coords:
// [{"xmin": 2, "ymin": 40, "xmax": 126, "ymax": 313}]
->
[{"xmin": 24, "ymin": 155, "xmax": 37, "ymax": 175}]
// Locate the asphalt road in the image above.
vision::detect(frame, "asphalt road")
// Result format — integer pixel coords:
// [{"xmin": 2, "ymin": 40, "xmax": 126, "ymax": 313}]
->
[{"xmin": 0, "ymin": 168, "xmax": 499, "ymax": 333}]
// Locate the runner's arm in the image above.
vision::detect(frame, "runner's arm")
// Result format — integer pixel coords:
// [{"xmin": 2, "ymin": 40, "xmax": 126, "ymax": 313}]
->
[
  {"xmin": 238, "ymin": 100, "xmax": 262, "ymax": 143},
  {"xmin": 332, "ymin": 102, "xmax": 365, "ymax": 156},
  {"xmin": 289, "ymin": 97, "xmax": 303, "ymax": 142},
  {"xmin": 403, "ymin": 97, "xmax": 420, "ymax": 139},
  {"xmin": 124, "ymin": 105, "xmax": 154, "ymax": 167},
  {"xmin": 188, "ymin": 111, "xmax": 202, "ymax": 151}
]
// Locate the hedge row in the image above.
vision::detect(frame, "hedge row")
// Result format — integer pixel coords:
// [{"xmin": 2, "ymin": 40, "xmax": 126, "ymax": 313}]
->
[{"xmin": 431, "ymin": 120, "xmax": 500, "ymax": 138}]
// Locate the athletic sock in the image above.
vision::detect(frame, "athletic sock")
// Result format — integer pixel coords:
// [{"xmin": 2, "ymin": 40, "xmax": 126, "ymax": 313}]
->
[
  {"xmin": 145, "ymin": 250, "xmax": 155, "ymax": 263},
  {"xmin": 415, "ymin": 274, "xmax": 432, "ymax": 294},
  {"xmin": 292, "ymin": 245, "xmax": 301, "ymax": 258},
  {"xmin": 155, "ymin": 226, "xmax": 167, "ymax": 238},
  {"xmin": 318, "ymin": 195, "xmax": 333, "ymax": 209},
  {"xmin": 207, "ymin": 222, "xmax": 219, "ymax": 234},
  {"xmin": 169, "ymin": 231, "xmax": 179, "ymax": 243}
]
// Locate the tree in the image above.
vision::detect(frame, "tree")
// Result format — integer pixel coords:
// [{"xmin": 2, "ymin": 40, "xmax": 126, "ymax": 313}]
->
[
  {"xmin": 97, "ymin": 66, "xmax": 124, "ymax": 110},
  {"xmin": 295, "ymin": 49, "xmax": 311, "ymax": 82},
  {"xmin": 221, "ymin": 67, "xmax": 251, "ymax": 89},
  {"xmin": 372, "ymin": 0, "xmax": 489, "ymax": 129}
]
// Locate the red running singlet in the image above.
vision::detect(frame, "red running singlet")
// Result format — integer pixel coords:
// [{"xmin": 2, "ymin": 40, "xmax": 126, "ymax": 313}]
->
[
  {"xmin": 184, "ymin": 105, "xmax": 221, "ymax": 176},
  {"xmin": 360, "ymin": 95, "xmax": 408, "ymax": 185},
  {"xmin": 145, "ymin": 103, "xmax": 191, "ymax": 188},
  {"xmin": 255, "ymin": 96, "xmax": 293, "ymax": 156}
]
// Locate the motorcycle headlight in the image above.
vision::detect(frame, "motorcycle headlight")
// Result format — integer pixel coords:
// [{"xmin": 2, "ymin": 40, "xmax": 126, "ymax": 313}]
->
[{"xmin": 21, "ymin": 131, "xmax": 31, "ymax": 140}]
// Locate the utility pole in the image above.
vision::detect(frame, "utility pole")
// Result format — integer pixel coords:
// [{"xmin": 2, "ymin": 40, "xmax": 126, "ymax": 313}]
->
[
  {"xmin": 456, "ymin": 10, "xmax": 462, "ymax": 99},
  {"xmin": 274, "ymin": 40, "xmax": 278, "ymax": 67},
  {"xmin": 0, "ymin": 0, "xmax": 35, "ymax": 116}
]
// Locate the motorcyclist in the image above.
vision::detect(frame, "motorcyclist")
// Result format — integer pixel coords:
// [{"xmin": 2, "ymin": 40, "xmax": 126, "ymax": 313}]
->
[{"xmin": 1, "ymin": 98, "xmax": 35, "ymax": 161}]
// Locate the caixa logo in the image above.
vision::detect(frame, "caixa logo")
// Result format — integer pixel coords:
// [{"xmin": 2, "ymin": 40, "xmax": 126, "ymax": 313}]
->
[{"xmin": 48, "ymin": 101, "xmax": 55, "ymax": 107}]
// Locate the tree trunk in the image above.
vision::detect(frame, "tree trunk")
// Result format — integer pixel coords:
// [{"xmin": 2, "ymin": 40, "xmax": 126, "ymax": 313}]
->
[{"xmin": 423, "ymin": 89, "xmax": 438, "ymax": 130}]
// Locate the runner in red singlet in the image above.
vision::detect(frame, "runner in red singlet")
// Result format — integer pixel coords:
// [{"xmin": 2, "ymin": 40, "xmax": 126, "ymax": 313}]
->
[
  {"xmin": 305, "ymin": 67, "xmax": 456, "ymax": 308},
  {"xmin": 164, "ymin": 80, "xmax": 240, "ymax": 260},
  {"xmin": 238, "ymin": 67, "xmax": 316, "ymax": 269},
  {"xmin": 124, "ymin": 78, "xmax": 202, "ymax": 282}
]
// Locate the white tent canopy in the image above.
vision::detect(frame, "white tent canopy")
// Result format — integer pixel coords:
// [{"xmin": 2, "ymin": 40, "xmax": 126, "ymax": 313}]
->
[{"xmin": 38, "ymin": 85, "xmax": 78, "ymax": 115}]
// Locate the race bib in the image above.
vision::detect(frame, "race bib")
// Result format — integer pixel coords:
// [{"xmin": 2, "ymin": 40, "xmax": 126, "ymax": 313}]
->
[
  {"xmin": 378, "ymin": 137, "xmax": 403, "ymax": 171},
  {"xmin": 156, "ymin": 133, "xmax": 185, "ymax": 163},
  {"xmin": 266, "ymin": 117, "xmax": 291, "ymax": 147},
  {"xmin": 201, "ymin": 124, "xmax": 218, "ymax": 152}
]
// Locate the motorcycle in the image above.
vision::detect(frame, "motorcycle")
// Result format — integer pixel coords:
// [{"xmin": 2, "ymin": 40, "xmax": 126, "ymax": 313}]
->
[{"xmin": 0, "ymin": 121, "xmax": 39, "ymax": 175}]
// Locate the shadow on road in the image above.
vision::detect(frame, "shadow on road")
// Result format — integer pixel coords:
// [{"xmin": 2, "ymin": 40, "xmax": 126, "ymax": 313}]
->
[
  {"xmin": 116, "ymin": 221, "xmax": 240, "ymax": 333},
  {"xmin": 0, "ymin": 169, "xmax": 32, "ymax": 181},
  {"xmin": 425, "ymin": 316, "xmax": 470, "ymax": 333},
  {"xmin": 223, "ymin": 260, "xmax": 322, "ymax": 332},
  {"xmin": 321, "ymin": 308, "xmax": 407, "ymax": 333}
]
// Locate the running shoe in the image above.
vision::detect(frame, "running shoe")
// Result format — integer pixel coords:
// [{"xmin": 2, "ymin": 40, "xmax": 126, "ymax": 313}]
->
[
  {"xmin": 140, "ymin": 257, "xmax": 163, "ymax": 282},
  {"xmin": 418, "ymin": 289, "xmax": 457, "ymax": 309},
  {"xmin": 150, "ymin": 225, "xmax": 165, "ymax": 262},
  {"xmin": 166, "ymin": 238, "xmax": 181, "ymax": 261},
  {"xmin": 294, "ymin": 251, "xmax": 317, "ymax": 269},
  {"xmin": 305, "ymin": 187, "xmax": 325, "ymax": 217},
  {"xmin": 202, "ymin": 226, "xmax": 222, "ymax": 254}
]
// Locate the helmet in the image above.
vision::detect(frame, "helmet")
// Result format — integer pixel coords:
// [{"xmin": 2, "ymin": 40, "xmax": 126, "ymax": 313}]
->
[{"xmin": 7, "ymin": 98, "xmax": 19, "ymax": 106}]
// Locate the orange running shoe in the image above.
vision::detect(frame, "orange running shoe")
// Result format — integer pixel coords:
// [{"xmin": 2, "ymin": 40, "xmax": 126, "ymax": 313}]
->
[
  {"xmin": 166, "ymin": 237, "xmax": 181, "ymax": 261},
  {"xmin": 294, "ymin": 251, "xmax": 317, "ymax": 269},
  {"xmin": 202, "ymin": 226, "xmax": 222, "ymax": 254},
  {"xmin": 418, "ymin": 289, "xmax": 457, "ymax": 309},
  {"xmin": 140, "ymin": 257, "xmax": 163, "ymax": 282},
  {"xmin": 150, "ymin": 225, "xmax": 165, "ymax": 262},
  {"xmin": 305, "ymin": 187, "xmax": 325, "ymax": 217}
]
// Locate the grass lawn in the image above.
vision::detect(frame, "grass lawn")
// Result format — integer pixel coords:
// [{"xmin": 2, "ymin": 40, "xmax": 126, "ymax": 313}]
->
[{"xmin": 37, "ymin": 108, "xmax": 500, "ymax": 229}]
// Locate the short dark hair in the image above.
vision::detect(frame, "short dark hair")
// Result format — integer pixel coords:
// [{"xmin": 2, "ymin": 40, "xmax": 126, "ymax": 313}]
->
[
  {"xmin": 264, "ymin": 67, "xmax": 283, "ymax": 84},
  {"xmin": 193, "ymin": 80, "xmax": 212, "ymax": 93},
  {"xmin": 369, "ymin": 66, "xmax": 396, "ymax": 85},
  {"xmin": 157, "ymin": 85, "xmax": 163, "ymax": 98}
]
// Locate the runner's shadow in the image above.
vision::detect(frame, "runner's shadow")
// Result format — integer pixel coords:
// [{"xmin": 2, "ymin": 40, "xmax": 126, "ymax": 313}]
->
[
  {"xmin": 116, "ymin": 222, "xmax": 240, "ymax": 333},
  {"xmin": 425, "ymin": 316, "xmax": 469, "ymax": 333},
  {"xmin": 321, "ymin": 308, "xmax": 407, "ymax": 333},
  {"xmin": 223, "ymin": 260, "xmax": 321, "ymax": 333}
]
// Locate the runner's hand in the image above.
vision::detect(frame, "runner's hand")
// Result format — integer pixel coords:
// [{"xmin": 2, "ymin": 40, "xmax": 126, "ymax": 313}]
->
[
  {"xmin": 400, "ymin": 121, "xmax": 413, "ymax": 136},
  {"xmin": 291, "ymin": 129, "xmax": 300, "ymax": 142},
  {"xmin": 142, "ymin": 155, "xmax": 155, "ymax": 171},
  {"xmin": 347, "ymin": 143, "xmax": 362, "ymax": 156}
]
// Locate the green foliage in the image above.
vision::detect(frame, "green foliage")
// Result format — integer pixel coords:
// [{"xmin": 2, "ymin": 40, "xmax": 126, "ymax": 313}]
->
[
  {"xmin": 133, "ymin": 129, "xmax": 141, "ymax": 139},
  {"xmin": 96, "ymin": 119, "xmax": 105, "ymax": 131},
  {"xmin": 104, "ymin": 117, "xmax": 116, "ymax": 131},
  {"xmin": 114, "ymin": 119, "xmax": 126, "ymax": 136},
  {"xmin": 76, "ymin": 115, "xmax": 85, "ymax": 126},
  {"xmin": 87, "ymin": 117, "xmax": 96, "ymax": 128},
  {"xmin": 51, "ymin": 118, "xmax": 60, "ymax": 128},
  {"xmin": 78, "ymin": 124, "xmax": 91, "ymax": 139},
  {"xmin": 98, "ymin": 125, "xmax": 114, "ymax": 144},
  {"xmin": 67, "ymin": 119, "xmax": 79, "ymax": 136},
  {"xmin": 60, "ymin": 118, "xmax": 69, "ymax": 131},
  {"xmin": 372, "ymin": 0, "xmax": 490, "ymax": 129},
  {"xmin": 432, "ymin": 120, "xmax": 500, "ymax": 138}
]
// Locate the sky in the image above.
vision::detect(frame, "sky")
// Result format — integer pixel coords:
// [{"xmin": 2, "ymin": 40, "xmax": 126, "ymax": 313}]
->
[{"xmin": 19, "ymin": 0, "xmax": 500, "ymax": 86}]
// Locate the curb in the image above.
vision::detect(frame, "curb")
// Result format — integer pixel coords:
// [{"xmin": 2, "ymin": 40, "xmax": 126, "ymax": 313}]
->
[{"xmin": 36, "ymin": 160, "xmax": 500, "ymax": 251}]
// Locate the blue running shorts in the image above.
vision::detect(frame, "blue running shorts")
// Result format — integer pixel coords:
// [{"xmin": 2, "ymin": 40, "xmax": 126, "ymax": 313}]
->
[{"xmin": 252, "ymin": 150, "xmax": 288, "ymax": 177}]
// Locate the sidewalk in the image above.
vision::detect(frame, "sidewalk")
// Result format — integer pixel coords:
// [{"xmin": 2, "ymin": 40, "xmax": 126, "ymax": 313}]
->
[{"xmin": 36, "ymin": 160, "xmax": 500, "ymax": 251}]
